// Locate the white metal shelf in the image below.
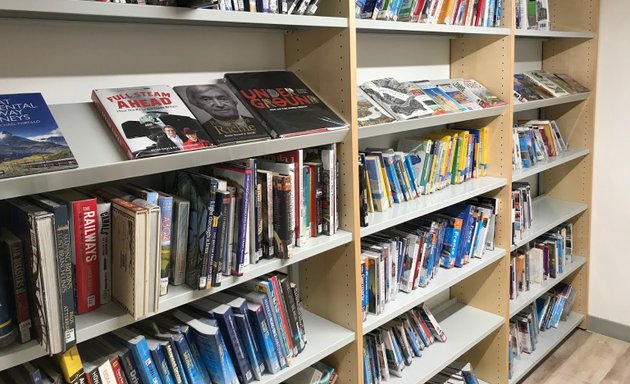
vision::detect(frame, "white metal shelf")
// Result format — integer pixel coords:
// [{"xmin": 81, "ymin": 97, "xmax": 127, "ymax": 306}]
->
[
  {"xmin": 384, "ymin": 301, "xmax": 504, "ymax": 384},
  {"xmin": 358, "ymin": 106, "xmax": 507, "ymax": 139},
  {"xmin": 356, "ymin": 19, "xmax": 510, "ymax": 36},
  {"xmin": 509, "ymin": 256, "xmax": 586, "ymax": 317},
  {"xmin": 361, "ymin": 177, "xmax": 507, "ymax": 237},
  {"xmin": 515, "ymin": 29, "xmax": 596, "ymax": 39},
  {"xmin": 0, "ymin": 103, "xmax": 349, "ymax": 200},
  {"xmin": 512, "ymin": 148, "xmax": 589, "ymax": 182},
  {"xmin": 0, "ymin": 230, "xmax": 352, "ymax": 371},
  {"xmin": 0, "ymin": 0, "xmax": 348, "ymax": 29},
  {"xmin": 509, "ymin": 312, "xmax": 584, "ymax": 384},
  {"xmin": 363, "ymin": 248, "xmax": 506, "ymax": 334},
  {"xmin": 513, "ymin": 92, "xmax": 590, "ymax": 113},
  {"xmin": 511, "ymin": 196, "xmax": 587, "ymax": 251}
]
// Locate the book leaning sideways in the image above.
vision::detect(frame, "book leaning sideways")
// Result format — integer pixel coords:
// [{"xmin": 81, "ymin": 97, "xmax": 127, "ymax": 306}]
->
[
  {"xmin": 92, "ymin": 85, "xmax": 215, "ymax": 159},
  {"xmin": 224, "ymin": 71, "xmax": 348, "ymax": 138},
  {"xmin": 0, "ymin": 93, "xmax": 78, "ymax": 179}
]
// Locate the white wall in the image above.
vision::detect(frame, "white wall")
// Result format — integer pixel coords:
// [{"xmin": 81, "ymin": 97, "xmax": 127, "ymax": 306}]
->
[{"xmin": 589, "ymin": 0, "xmax": 630, "ymax": 326}]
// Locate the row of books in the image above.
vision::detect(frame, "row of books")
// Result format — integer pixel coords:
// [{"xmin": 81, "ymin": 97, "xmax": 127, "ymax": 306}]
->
[
  {"xmin": 358, "ymin": 128, "xmax": 489, "ymax": 222},
  {"xmin": 1, "ymin": 274, "xmax": 310, "ymax": 384},
  {"xmin": 93, "ymin": 71, "xmax": 347, "ymax": 160},
  {"xmin": 357, "ymin": 77, "xmax": 505, "ymax": 127},
  {"xmin": 511, "ymin": 182, "xmax": 532, "ymax": 245},
  {"xmin": 512, "ymin": 119, "xmax": 569, "ymax": 170},
  {"xmin": 427, "ymin": 361, "xmax": 481, "ymax": 384},
  {"xmin": 355, "ymin": 0, "xmax": 503, "ymax": 28},
  {"xmin": 515, "ymin": 0, "xmax": 549, "ymax": 31},
  {"xmin": 513, "ymin": 70, "xmax": 589, "ymax": 103},
  {"xmin": 0, "ymin": 145, "xmax": 338, "ymax": 354},
  {"xmin": 363, "ymin": 303, "xmax": 447, "ymax": 382},
  {"xmin": 510, "ymin": 223, "xmax": 573, "ymax": 300},
  {"xmin": 508, "ymin": 282, "xmax": 576, "ymax": 379},
  {"xmin": 360, "ymin": 198, "xmax": 497, "ymax": 320},
  {"xmin": 88, "ymin": 0, "xmax": 322, "ymax": 15}
]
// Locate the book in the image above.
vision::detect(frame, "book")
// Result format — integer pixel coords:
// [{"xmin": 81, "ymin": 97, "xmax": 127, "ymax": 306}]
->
[
  {"xmin": 0, "ymin": 93, "xmax": 78, "ymax": 179},
  {"xmin": 174, "ymin": 84, "xmax": 271, "ymax": 145},
  {"xmin": 356, "ymin": 87, "xmax": 396, "ymax": 127},
  {"xmin": 169, "ymin": 196, "xmax": 190, "ymax": 286},
  {"xmin": 272, "ymin": 174, "xmax": 294, "ymax": 259},
  {"xmin": 57, "ymin": 345, "xmax": 87, "ymax": 384},
  {"xmin": 111, "ymin": 328, "xmax": 163, "ymax": 384},
  {"xmin": 360, "ymin": 78, "xmax": 433, "ymax": 120},
  {"xmin": 0, "ymin": 242, "xmax": 16, "ymax": 348},
  {"xmin": 91, "ymin": 85, "xmax": 214, "ymax": 159},
  {"xmin": 224, "ymin": 71, "xmax": 348, "ymax": 138},
  {"xmin": 453, "ymin": 79, "xmax": 506, "ymax": 108}
]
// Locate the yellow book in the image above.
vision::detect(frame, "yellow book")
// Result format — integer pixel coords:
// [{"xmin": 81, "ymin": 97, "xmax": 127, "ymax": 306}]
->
[
  {"xmin": 57, "ymin": 345, "xmax": 85, "ymax": 384},
  {"xmin": 480, "ymin": 127, "xmax": 489, "ymax": 176},
  {"xmin": 459, "ymin": 130, "xmax": 470, "ymax": 182},
  {"xmin": 438, "ymin": 0, "xmax": 457, "ymax": 24},
  {"xmin": 378, "ymin": 155, "xmax": 393, "ymax": 207},
  {"xmin": 425, "ymin": 133, "xmax": 453, "ymax": 190}
]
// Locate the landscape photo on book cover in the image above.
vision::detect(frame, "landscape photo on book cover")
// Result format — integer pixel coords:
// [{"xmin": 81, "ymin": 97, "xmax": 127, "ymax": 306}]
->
[{"xmin": 0, "ymin": 93, "xmax": 78, "ymax": 179}]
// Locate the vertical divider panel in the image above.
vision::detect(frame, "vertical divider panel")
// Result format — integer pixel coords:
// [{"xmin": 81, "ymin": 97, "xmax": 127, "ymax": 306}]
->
[
  {"xmin": 284, "ymin": 0, "xmax": 362, "ymax": 379},
  {"xmin": 447, "ymin": 4, "xmax": 515, "ymax": 382}
]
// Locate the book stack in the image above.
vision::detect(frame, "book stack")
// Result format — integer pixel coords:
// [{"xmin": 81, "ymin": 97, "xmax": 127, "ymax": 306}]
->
[
  {"xmin": 510, "ymin": 223, "xmax": 573, "ymax": 300},
  {"xmin": 358, "ymin": 78, "xmax": 505, "ymax": 128},
  {"xmin": 360, "ymin": 198, "xmax": 497, "ymax": 321},
  {"xmin": 427, "ymin": 361, "xmax": 481, "ymax": 384},
  {"xmin": 508, "ymin": 283, "xmax": 576, "ymax": 378},
  {"xmin": 0, "ymin": 145, "xmax": 338, "ymax": 352},
  {"xmin": 356, "ymin": 0, "xmax": 504, "ymax": 28},
  {"xmin": 0, "ymin": 274, "xmax": 310, "ymax": 384},
  {"xmin": 513, "ymin": 119, "xmax": 569, "ymax": 170},
  {"xmin": 513, "ymin": 71, "xmax": 589, "ymax": 104},
  {"xmin": 363, "ymin": 303, "xmax": 447, "ymax": 381},
  {"xmin": 511, "ymin": 182, "xmax": 533, "ymax": 245}
]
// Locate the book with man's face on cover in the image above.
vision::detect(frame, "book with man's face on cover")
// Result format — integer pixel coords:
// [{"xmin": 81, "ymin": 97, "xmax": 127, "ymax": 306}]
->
[
  {"xmin": 0, "ymin": 93, "xmax": 78, "ymax": 179},
  {"xmin": 224, "ymin": 71, "xmax": 348, "ymax": 138},
  {"xmin": 91, "ymin": 85, "xmax": 214, "ymax": 159}
]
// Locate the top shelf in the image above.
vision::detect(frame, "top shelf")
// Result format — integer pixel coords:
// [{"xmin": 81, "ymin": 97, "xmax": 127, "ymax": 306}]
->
[
  {"xmin": 515, "ymin": 29, "xmax": 596, "ymax": 39},
  {"xmin": 0, "ymin": 103, "xmax": 349, "ymax": 200},
  {"xmin": 356, "ymin": 19, "xmax": 510, "ymax": 36},
  {"xmin": 0, "ymin": 0, "xmax": 348, "ymax": 29}
]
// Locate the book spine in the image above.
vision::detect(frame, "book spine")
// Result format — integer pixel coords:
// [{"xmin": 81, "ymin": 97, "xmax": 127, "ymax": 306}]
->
[
  {"xmin": 53, "ymin": 205, "xmax": 77, "ymax": 348},
  {"xmin": 3, "ymin": 235, "xmax": 32, "ymax": 343},
  {"xmin": 158, "ymin": 196, "xmax": 173, "ymax": 296},
  {"xmin": 0, "ymin": 260, "xmax": 14, "ymax": 345},
  {"xmin": 109, "ymin": 357, "xmax": 127, "ymax": 384},
  {"xmin": 91, "ymin": 92, "xmax": 135, "ymax": 159},
  {"xmin": 130, "ymin": 339, "xmax": 162, "ymax": 384},
  {"xmin": 118, "ymin": 347, "xmax": 141, "ymax": 384},
  {"xmin": 97, "ymin": 360, "xmax": 117, "ymax": 384},
  {"xmin": 272, "ymin": 174, "xmax": 294, "ymax": 259},
  {"xmin": 257, "ymin": 172, "xmax": 274, "ymax": 258},
  {"xmin": 213, "ymin": 309, "xmax": 253, "ymax": 383},
  {"xmin": 234, "ymin": 171, "xmax": 251, "ymax": 275},
  {"xmin": 72, "ymin": 199, "xmax": 100, "ymax": 314},
  {"xmin": 268, "ymin": 276, "xmax": 297, "ymax": 356},
  {"xmin": 251, "ymin": 160, "xmax": 262, "ymax": 262},
  {"xmin": 204, "ymin": 198, "xmax": 221, "ymax": 289},
  {"xmin": 233, "ymin": 314, "xmax": 264, "ymax": 380},
  {"xmin": 247, "ymin": 306, "xmax": 281, "ymax": 374},
  {"xmin": 201, "ymin": 181, "xmax": 218, "ymax": 289},
  {"xmin": 87, "ymin": 367, "xmax": 103, "ymax": 384},
  {"xmin": 172, "ymin": 335, "xmax": 204, "ymax": 384},
  {"xmin": 96, "ymin": 202, "xmax": 112, "ymax": 305},
  {"xmin": 165, "ymin": 340, "xmax": 187, "ymax": 384},
  {"xmin": 152, "ymin": 346, "xmax": 175, "ymax": 384},
  {"xmin": 258, "ymin": 294, "xmax": 287, "ymax": 369},
  {"xmin": 211, "ymin": 191, "xmax": 230, "ymax": 287},
  {"xmin": 225, "ymin": 187, "xmax": 236, "ymax": 275},
  {"xmin": 280, "ymin": 277, "xmax": 304, "ymax": 353},
  {"xmin": 291, "ymin": 283, "xmax": 307, "ymax": 349},
  {"xmin": 169, "ymin": 199, "xmax": 189, "ymax": 286},
  {"xmin": 256, "ymin": 175, "xmax": 264, "ymax": 260},
  {"xmin": 257, "ymin": 281, "xmax": 292, "ymax": 362}
]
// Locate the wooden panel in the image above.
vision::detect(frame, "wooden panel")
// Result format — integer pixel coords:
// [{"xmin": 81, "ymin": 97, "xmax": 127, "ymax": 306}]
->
[
  {"xmin": 459, "ymin": 325, "xmax": 508, "ymax": 384},
  {"xmin": 549, "ymin": 0, "xmax": 597, "ymax": 32},
  {"xmin": 285, "ymin": 13, "xmax": 363, "ymax": 383}
]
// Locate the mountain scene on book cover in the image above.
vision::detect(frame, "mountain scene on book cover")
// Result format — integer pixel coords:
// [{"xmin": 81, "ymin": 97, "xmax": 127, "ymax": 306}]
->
[
  {"xmin": 0, "ymin": 93, "xmax": 78, "ymax": 179},
  {"xmin": 92, "ymin": 85, "xmax": 213, "ymax": 159}
]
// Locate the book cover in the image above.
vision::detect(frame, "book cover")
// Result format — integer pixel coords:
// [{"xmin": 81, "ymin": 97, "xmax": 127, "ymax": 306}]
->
[
  {"xmin": 356, "ymin": 87, "xmax": 396, "ymax": 127},
  {"xmin": 0, "ymin": 228, "xmax": 31, "ymax": 344},
  {"xmin": 0, "ymin": 93, "xmax": 78, "ymax": 179},
  {"xmin": 169, "ymin": 196, "xmax": 190, "ymax": 286},
  {"xmin": 224, "ymin": 71, "xmax": 348, "ymax": 138},
  {"xmin": 155, "ymin": 192, "xmax": 173, "ymax": 296},
  {"xmin": 0, "ymin": 243, "xmax": 16, "ymax": 348},
  {"xmin": 174, "ymin": 84, "xmax": 270, "ymax": 145},
  {"xmin": 112, "ymin": 329, "xmax": 164, "ymax": 384},
  {"xmin": 523, "ymin": 71, "xmax": 570, "ymax": 97},
  {"xmin": 257, "ymin": 170, "xmax": 275, "ymax": 258},
  {"xmin": 360, "ymin": 78, "xmax": 433, "ymax": 120},
  {"xmin": 272, "ymin": 174, "xmax": 294, "ymax": 259},
  {"xmin": 91, "ymin": 85, "xmax": 213, "ymax": 159}
]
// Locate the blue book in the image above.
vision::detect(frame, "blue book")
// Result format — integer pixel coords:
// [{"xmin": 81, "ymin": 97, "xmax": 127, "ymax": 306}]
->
[
  {"xmin": 246, "ymin": 301, "xmax": 281, "ymax": 374},
  {"xmin": 146, "ymin": 338, "xmax": 176, "ymax": 384},
  {"xmin": 0, "ymin": 93, "xmax": 78, "ymax": 180},
  {"xmin": 441, "ymin": 204, "xmax": 475, "ymax": 267},
  {"xmin": 210, "ymin": 303, "xmax": 253, "ymax": 383},
  {"xmin": 253, "ymin": 280, "xmax": 293, "ymax": 362},
  {"xmin": 173, "ymin": 310, "xmax": 239, "ymax": 384},
  {"xmin": 112, "ymin": 328, "xmax": 163, "ymax": 384},
  {"xmin": 212, "ymin": 293, "xmax": 265, "ymax": 379}
]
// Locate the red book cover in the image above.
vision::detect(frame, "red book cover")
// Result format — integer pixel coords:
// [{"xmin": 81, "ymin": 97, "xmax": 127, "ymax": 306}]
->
[
  {"xmin": 109, "ymin": 356, "xmax": 127, "ymax": 384},
  {"xmin": 72, "ymin": 198, "xmax": 100, "ymax": 314},
  {"xmin": 266, "ymin": 274, "xmax": 295, "ymax": 356}
]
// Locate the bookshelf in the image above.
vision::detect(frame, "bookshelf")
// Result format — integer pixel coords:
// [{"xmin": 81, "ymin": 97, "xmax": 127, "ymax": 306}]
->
[{"xmin": 0, "ymin": 0, "xmax": 599, "ymax": 383}]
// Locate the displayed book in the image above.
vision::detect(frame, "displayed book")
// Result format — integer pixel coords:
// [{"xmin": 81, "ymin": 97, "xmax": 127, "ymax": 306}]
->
[
  {"xmin": 360, "ymin": 78, "xmax": 434, "ymax": 120},
  {"xmin": 174, "ymin": 83, "xmax": 271, "ymax": 145},
  {"xmin": 512, "ymin": 119, "xmax": 569, "ymax": 170},
  {"xmin": 92, "ymin": 85, "xmax": 214, "ymax": 159},
  {"xmin": 0, "ymin": 93, "xmax": 78, "ymax": 179},
  {"xmin": 513, "ymin": 73, "xmax": 552, "ymax": 101},
  {"xmin": 224, "ymin": 71, "xmax": 348, "ymax": 138},
  {"xmin": 513, "ymin": 71, "xmax": 589, "ymax": 104},
  {"xmin": 357, "ymin": 87, "xmax": 396, "ymax": 127},
  {"xmin": 522, "ymin": 71, "xmax": 570, "ymax": 97},
  {"xmin": 453, "ymin": 79, "xmax": 507, "ymax": 108}
]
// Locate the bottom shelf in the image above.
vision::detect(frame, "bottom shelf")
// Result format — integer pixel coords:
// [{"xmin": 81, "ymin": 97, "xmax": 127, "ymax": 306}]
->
[
  {"xmin": 509, "ymin": 311, "xmax": 585, "ymax": 384},
  {"xmin": 387, "ymin": 301, "xmax": 504, "ymax": 384}
]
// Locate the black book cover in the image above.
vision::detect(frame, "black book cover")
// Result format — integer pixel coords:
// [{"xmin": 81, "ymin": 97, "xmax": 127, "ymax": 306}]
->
[
  {"xmin": 224, "ymin": 71, "xmax": 348, "ymax": 138},
  {"xmin": 272, "ymin": 174, "xmax": 292, "ymax": 259},
  {"xmin": 174, "ymin": 84, "xmax": 270, "ymax": 145}
]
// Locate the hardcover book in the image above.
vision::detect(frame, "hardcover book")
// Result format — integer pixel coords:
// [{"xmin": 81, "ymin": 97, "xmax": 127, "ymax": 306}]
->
[
  {"xmin": 174, "ymin": 84, "xmax": 270, "ymax": 145},
  {"xmin": 0, "ymin": 93, "xmax": 78, "ymax": 179},
  {"xmin": 224, "ymin": 71, "xmax": 348, "ymax": 138},
  {"xmin": 91, "ymin": 85, "xmax": 214, "ymax": 159}
]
